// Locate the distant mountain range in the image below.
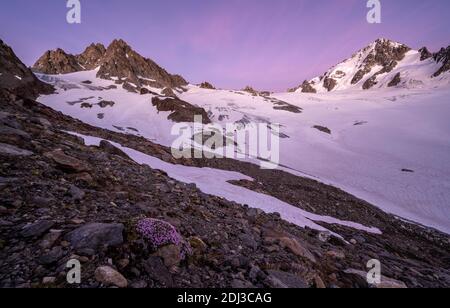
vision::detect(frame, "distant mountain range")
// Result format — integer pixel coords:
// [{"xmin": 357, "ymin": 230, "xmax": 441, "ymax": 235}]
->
[{"xmin": 30, "ymin": 38, "xmax": 450, "ymax": 94}]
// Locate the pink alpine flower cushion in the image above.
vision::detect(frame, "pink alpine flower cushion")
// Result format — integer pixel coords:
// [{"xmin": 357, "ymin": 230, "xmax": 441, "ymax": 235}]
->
[{"xmin": 136, "ymin": 218, "xmax": 182, "ymax": 249}]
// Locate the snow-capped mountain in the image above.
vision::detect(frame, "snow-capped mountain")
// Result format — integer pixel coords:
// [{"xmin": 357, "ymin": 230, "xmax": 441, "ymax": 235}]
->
[
  {"xmin": 22, "ymin": 38, "xmax": 450, "ymax": 234},
  {"xmin": 33, "ymin": 39, "xmax": 187, "ymax": 92},
  {"xmin": 3, "ymin": 37, "xmax": 450, "ymax": 288},
  {"xmin": 291, "ymin": 39, "xmax": 450, "ymax": 93}
]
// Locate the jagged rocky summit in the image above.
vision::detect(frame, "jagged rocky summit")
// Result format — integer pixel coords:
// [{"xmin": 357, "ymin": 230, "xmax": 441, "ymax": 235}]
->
[
  {"xmin": 33, "ymin": 39, "xmax": 188, "ymax": 92},
  {"xmin": 291, "ymin": 38, "xmax": 450, "ymax": 93}
]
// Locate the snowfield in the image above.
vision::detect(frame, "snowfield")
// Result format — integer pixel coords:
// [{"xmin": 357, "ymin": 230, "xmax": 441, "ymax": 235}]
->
[
  {"xmin": 272, "ymin": 88, "xmax": 450, "ymax": 234},
  {"xmin": 37, "ymin": 70, "xmax": 450, "ymax": 234},
  {"xmin": 181, "ymin": 86, "xmax": 450, "ymax": 234},
  {"xmin": 37, "ymin": 70, "xmax": 178, "ymax": 146},
  {"xmin": 69, "ymin": 131, "xmax": 381, "ymax": 237}
]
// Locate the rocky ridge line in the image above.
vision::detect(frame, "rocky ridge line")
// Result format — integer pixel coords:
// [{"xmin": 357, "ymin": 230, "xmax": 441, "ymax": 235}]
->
[{"xmin": 33, "ymin": 39, "xmax": 187, "ymax": 92}]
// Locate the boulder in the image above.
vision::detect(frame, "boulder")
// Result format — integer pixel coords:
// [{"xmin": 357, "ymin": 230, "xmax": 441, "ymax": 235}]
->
[
  {"xmin": 65, "ymin": 223, "xmax": 124, "ymax": 252},
  {"xmin": 266, "ymin": 270, "xmax": 308, "ymax": 288},
  {"xmin": 153, "ymin": 244, "xmax": 182, "ymax": 268},
  {"xmin": 44, "ymin": 149, "xmax": 90, "ymax": 173},
  {"xmin": 99, "ymin": 140, "xmax": 130, "ymax": 159},
  {"xmin": 98, "ymin": 100, "xmax": 115, "ymax": 108},
  {"xmin": 21, "ymin": 220, "xmax": 55, "ymax": 238},
  {"xmin": 279, "ymin": 237, "xmax": 316, "ymax": 263},
  {"xmin": 95, "ymin": 266, "xmax": 128, "ymax": 288},
  {"xmin": 0, "ymin": 143, "xmax": 33, "ymax": 157}
]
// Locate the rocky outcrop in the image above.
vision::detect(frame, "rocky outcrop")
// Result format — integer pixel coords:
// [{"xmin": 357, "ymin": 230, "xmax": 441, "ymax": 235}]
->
[
  {"xmin": 419, "ymin": 47, "xmax": 432, "ymax": 61},
  {"xmin": 432, "ymin": 46, "xmax": 450, "ymax": 77},
  {"xmin": 313, "ymin": 125, "xmax": 331, "ymax": 134},
  {"xmin": 241, "ymin": 86, "xmax": 272, "ymax": 97},
  {"xmin": 242, "ymin": 86, "xmax": 258, "ymax": 96},
  {"xmin": 323, "ymin": 77, "xmax": 337, "ymax": 92},
  {"xmin": 151, "ymin": 96, "xmax": 211, "ymax": 124},
  {"xmin": 362, "ymin": 75, "xmax": 378, "ymax": 90},
  {"xmin": 161, "ymin": 87, "xmax": 176, "ymax": 97},
  {"xmin": 300, "ymin": 80, "xmax": 317, "ymax": 93},
  {"xmin": 0, "ymin": 39, "xmax": 53, "ymax": 99},
  {"xmin": 199, "ymin": 82, "xmax": 215, "ymax": 90},
  {"xmin": 388, "ymin": 72, "xmax": 402, "ymax": 87}
]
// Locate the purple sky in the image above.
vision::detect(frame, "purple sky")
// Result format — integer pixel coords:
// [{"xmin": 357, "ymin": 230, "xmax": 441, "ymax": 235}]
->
[{"xmin": 1, "ymin": 0, "xmax": 449, "ymax": 91}]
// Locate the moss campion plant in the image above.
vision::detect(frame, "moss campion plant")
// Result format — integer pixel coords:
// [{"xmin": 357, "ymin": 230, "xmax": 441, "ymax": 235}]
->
[
  {"xmin": 136, "ymin": 218, "xmax": 192, "ymax": 259},
  {"xmin": 136, "ymin": 218, "xmax": 182, "ymax": 249}
]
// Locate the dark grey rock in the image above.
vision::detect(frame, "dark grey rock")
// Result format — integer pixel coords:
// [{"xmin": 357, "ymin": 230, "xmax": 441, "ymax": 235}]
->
[
  {"xmin": 65, "ymin": 223, "xmax": 124, "ymax": 252},
  {"xmin": 143, "ymin": 256, "xmax": 173, "ymax": 287},
  {"xmin": 266, "ymin": 270, "xmax": 309, "ymax": 288},
  {"xmin": 0, "ymin": 143, "xmax": 33, "ymax": 156},
  {"xmin": 68, "ymin": 185, "xmax": 85, "ymax": 201},
  {"xmin": 20, "ymin": 220, "xmax": 55, "ymax": 238},
  {"xmin": 39, "ymin": 246, "xmax": 65, "ymax": 265}
]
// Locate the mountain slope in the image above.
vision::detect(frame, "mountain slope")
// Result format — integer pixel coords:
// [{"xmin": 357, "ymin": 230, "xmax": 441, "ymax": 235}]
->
[
  {"xmin": 33, "ymin": 39, "xmax": 187, "ymax": 91},
  {"xmin": 0, "ymin": 39, "xmax": 53, "ymax": 99},
  {"xmin": 2, "ymin": 38, "xmax": 450, "ymax": 288},
  {"xmin": 31, "ymin": 38, "xmax": 450, "ymax": 234},
  {"xmin": 291, "ymin": 39, "xmax": 450, "ymax": 93}
]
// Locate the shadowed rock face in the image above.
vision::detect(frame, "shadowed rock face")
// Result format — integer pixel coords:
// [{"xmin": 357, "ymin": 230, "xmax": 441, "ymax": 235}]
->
[
  {"xmin": 300, "ymin": 80, "xmax": 317, "ymax": 93},
  {"xmin": 388, "ymin": 72, "xmax": 402, "ymax": 87},
  {"xmin": 419, "ymin": 47, "xmax": 432, "ymax": 61},
  {"xmin": 33, "ymin": 39, "xmax": 188, "ymax": 91},
  {"xmin": 152, "ymin": 96, "xmax": 212, "ymax": 124},
  {"xmin": 199, "ymin": 82, "xmax": 216, "ymax": 90},
  {"xmin": 0, "ymin": 39, "xmax": 53, "ymax": 99},
  {"xmin": 323, "ymin": 77, "xmax": 337, "ymax": 92},
  {"xmin": 432, "ymin": 46, "xmax": 450, "ymax": 77}
]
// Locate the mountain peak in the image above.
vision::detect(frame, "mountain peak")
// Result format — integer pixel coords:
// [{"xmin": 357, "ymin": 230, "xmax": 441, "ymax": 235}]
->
[
  {"xmin": 109, "ymin": 39, "xmax": 130, "ymax": 48},
  {"xmin": 33, "ymin": 47, "xmax": 83, "ymax": 74},
  {"xmin": 32, "ymin": 40, "xmax": 188, "ymax": 91},
  {"xmin": 96, "ymin": 39, "xmax": 188, "ymax": 91},
  {"xmin": 85, "ymin": 43, "xmax": 106, "ymax": 52},
  {"xmin": 77, "ymin": 43, "xmax": 106, "ymax": 70},
  {"xmin": 373, "ymin": 38, "xmax": 403, "ymax": 45},
  {"xmin": 291, "ymin": 39, "xmax": 450, "ymax": 93}
]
